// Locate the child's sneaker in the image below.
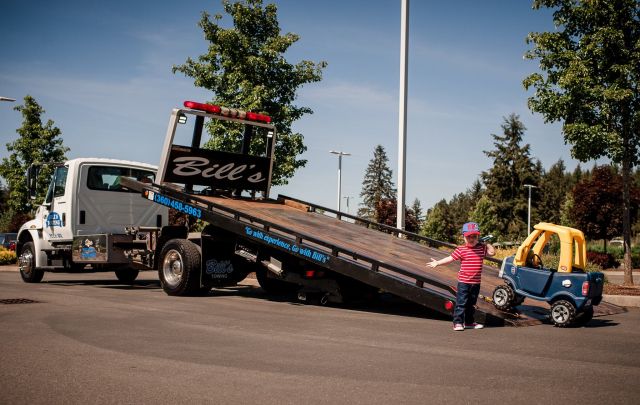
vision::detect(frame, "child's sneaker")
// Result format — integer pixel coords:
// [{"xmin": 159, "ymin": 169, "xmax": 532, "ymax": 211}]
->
[
  {"xmin": 453, "ymin": 324, "xmax": 464, "ymax": 331},
  {"xmin": 464, "ymin": 323, "xmax": 484, "ymax": 329}
]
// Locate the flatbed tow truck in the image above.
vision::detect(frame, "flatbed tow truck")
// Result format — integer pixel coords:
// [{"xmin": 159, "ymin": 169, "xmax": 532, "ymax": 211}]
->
[{"xmin": 121, "ymin": 101, "xmax": 624, "ymax": 326}]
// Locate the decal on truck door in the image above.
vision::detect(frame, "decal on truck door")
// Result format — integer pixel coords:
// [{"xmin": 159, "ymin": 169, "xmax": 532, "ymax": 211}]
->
[{"xmin": 46, "ymin": 212, "xmax": 62, "ymax": 227}]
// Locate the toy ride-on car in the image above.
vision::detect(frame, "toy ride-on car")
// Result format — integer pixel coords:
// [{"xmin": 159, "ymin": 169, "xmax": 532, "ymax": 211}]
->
[{"xmin": 492, "ymin": 223, "xmax": 604, "ymax": 327}]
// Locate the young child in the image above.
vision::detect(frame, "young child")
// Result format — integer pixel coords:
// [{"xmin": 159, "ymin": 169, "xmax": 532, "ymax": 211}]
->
[{"xmin": 427, "ymin": 222, "xmax": 495, "ymax": 331}]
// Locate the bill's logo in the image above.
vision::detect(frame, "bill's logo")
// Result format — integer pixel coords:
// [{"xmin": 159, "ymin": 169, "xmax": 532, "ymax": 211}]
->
[{"xmin": 163, "ymin": 145, "xmax": 271, "ymax": 193}]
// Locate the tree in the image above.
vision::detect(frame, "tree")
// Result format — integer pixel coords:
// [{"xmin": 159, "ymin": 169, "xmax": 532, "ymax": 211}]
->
[
  {"xmin": 481, "ymin": 114, "xmax": 539, "ymax": 240},
  {"xmin": 0, "ymin": 96, "xmax": 68, "ymax": 228},
  {"xmin": 410, "ymin": 198, "xmax": 423, "ymax": 229},
  {"xmin": 538, "ymin": 159, "xmax": 572, "ymax": 224},
  {"xmin": 374, "ymin": 199, "xmax": 420, "ymax": 234},
  {"xmin": 421, "ymin": 199, "xmax": 456, "ymax": 243},
  {"xmin": 358, "ymin": 145, "xmax": 396, "ymax": 221},
  {"xmin": 172, "ymin": 0, "xmax": 326, "ymax": 186},
  {"xmin": 470, "ymin": 194, "xmax": 501, "ymax": 240},
  {"xmin": 524, "ymin": 0, "xmax": 640, "ymax": 284},
  {"xmin": 570, "ymin": 166, "xmax": 640, "ymax": 252}
]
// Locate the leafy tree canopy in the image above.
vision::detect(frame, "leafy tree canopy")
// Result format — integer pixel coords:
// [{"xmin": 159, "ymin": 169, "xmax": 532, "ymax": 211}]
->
[
  {"xmin": 0, "ymin": 95, "xmax": 68, "ymax": 214},
  {"xmin": 173, "ymin": 0, "xmax": 327, "ymax": 185},
  {"xmin": 571, "ymin": 165, "xmax": 640, "ymax": 250},
  {"xmin": 524, "ymin": 0, "xmax": 640, "ymax": 283}
]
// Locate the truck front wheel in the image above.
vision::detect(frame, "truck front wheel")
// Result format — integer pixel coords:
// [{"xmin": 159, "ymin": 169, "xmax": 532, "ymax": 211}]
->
[
  {"xmin": 19, "ymin": 242, "xmax": 44, "ymax": 283},
  {"xmin": 159, "ymin": 239, "xmax": 202, "ymax": 296}
]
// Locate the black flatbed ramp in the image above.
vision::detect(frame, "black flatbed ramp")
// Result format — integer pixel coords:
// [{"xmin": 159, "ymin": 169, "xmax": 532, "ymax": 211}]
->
[
  {"xmin": 207, "ymin": 195, "xmax": 623, "ymax": 326},
  {"xmin": 121, "ymin": 178, "xmax": 624, "ymax": 326}
]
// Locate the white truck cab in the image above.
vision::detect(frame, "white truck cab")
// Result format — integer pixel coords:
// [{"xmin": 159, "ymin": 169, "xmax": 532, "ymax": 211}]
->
[{"xmin": 17, "ymin": 158, "xmax": 169, "ymax": 283}]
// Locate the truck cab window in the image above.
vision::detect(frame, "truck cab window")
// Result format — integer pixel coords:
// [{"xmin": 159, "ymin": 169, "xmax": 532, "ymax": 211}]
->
[
  {"xmin": 87, "ymin": 166, "xmax": 155, "ymax": 193},
  {"xmin": 44, "ymin": 166, "xmax": 69, "ymax": 204}
]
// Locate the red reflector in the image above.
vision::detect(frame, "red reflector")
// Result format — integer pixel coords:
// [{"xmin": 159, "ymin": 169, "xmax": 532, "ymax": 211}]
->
[
  {"xmin": 582, "ymin": 281, "xmax": 589, "ymax": 296},
  {"xmin": 444, "ymin": 301, "xmax": 454, "ymax": 311},
  {"xmin": 305, "ymin": 270, "xmax": 315, "ymax": 278},
  {"xmin": 184, "ymin": 101, "xmax": 221, "ymax": 114},
  {"xmin": 246, "ymin": 111, "xmax": 271, "ymax": 123}
]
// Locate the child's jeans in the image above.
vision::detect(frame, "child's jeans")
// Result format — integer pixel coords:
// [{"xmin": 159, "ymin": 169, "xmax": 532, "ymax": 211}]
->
[{"xmin": 453, "ymin": 282, "xmax": 480, "ymax": 325}]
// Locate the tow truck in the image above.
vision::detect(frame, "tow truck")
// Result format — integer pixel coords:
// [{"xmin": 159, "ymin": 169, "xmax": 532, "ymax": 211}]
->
[
  {"xmin": 28, "ymin": 100, "xmax": 618, "ymax": 326},
  {"xmin": 492, "ymin": 223, "xmax": 604, "ymax": 327}
]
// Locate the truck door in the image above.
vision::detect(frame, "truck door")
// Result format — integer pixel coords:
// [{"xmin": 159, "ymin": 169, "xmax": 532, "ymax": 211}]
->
[
  {"xmin": 75, "ymin": 164, "xmax": 166, "ymax": 235},
  {"xmin": 41, "ymin": 165, "xmax": 73, "ymax": 243}
]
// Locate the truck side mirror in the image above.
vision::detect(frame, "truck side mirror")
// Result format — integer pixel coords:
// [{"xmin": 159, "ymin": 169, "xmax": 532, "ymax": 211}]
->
[{"xmin": 26, "ymin": 165, "xmax": 40, "ymax": 200}]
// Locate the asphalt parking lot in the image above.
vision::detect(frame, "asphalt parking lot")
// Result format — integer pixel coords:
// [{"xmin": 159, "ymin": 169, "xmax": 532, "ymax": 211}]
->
[{"xmin": 1, "ymin": 270, "xmax": 639, "ymax": 405}]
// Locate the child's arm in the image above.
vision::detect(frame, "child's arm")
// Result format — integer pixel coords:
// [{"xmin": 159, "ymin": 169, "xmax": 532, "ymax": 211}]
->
[
  {"xmin": 485, "ymin": 243, "xmax": 496, "ymax": 257},
  {"xmin": 427, "ymin": 256, "xmax": 454, "ymax": 268}
]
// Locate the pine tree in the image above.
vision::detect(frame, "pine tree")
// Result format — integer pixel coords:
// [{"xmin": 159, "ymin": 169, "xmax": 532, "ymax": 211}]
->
[
  {"xmin": 358, "ymin": 145, "xmax": 396, "ymax": 221},
  {"xmin": 481, "ymin": 114, "xmax": 538, "ymax": 240},
  {"xmin": 410, "ymin": 198, "xmax": 423, "ymax": 229}
]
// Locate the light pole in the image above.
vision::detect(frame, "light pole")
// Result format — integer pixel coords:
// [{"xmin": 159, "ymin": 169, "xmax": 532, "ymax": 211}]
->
[
  {"xmin": 524, "ymin": 184, "xmax": 537, "ymax": 234},
  {"xmin": 0, "ymin": 96, "xmax": 16, "ymax": 102},
  {"xmin": 397, "ymin": 0, "xmax": 409, "ymax": 231},
  {"xmin": 329, "ymin": 150, "xmax": 350, "ymax": 212}
]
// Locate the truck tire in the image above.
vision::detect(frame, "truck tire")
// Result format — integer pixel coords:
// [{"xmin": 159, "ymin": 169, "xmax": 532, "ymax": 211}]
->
[
  {"xmin": 159, "ymin": 239, "xmax": 202, "ymax": 296},
  {"xmin": 550, "ymin": 299, "xmax": 576, "ymax": 327},
  {"xmin": 19, "ymin": 242, "xmax": 44, "ymax": 283},
  {"xmin": 492, "ymin": 284, "xmax": 515, "ymax": 311},
  {"xmin": 115, "ymin": 268, "xmax": 139, "ymax": 284}
]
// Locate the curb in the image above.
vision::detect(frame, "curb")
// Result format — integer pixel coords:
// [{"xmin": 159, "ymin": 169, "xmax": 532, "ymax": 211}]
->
[{"xmin": 603, "ymin": 294, "xmax": 640, "ymax": 308}]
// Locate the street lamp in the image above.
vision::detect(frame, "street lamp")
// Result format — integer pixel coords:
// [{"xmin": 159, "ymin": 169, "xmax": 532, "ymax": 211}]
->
[
  {"xmin": 524, "ymin": 184, "xmax": 537, "ymax": 234},
  {"xmin": 343, "ymin": 196, "xmax": 352, "ymax": 214},
  {"xmin": 0, "ymin": 96, "xmax": 16, "ymax": 102},
  {"xmin": 329, "ymin": 150, "xmax": 350, "ymax": 212}
]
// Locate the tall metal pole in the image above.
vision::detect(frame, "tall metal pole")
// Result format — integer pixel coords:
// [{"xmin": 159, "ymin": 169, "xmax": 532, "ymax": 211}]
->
[
  {"xmin": 397, "ymin": 0, "xmax": 409, "ymax": 231},
  {"xmin": 524, "ymin": 184, "xmax": 536, "ymax": 234},
  {"xmin": 330, "ymin": 150, "xmax": 350, "ymax": 212}
]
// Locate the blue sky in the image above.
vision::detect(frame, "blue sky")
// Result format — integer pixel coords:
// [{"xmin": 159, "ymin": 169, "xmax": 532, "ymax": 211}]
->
[{"xmin": 1, "ymin": 0, "xmax": 588, "ymax": 214}]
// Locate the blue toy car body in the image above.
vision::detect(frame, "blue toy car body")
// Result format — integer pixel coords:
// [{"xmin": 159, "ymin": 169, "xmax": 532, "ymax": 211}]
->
[{"xmin": 492, "ymin": 223, "xmax": 605, "ymax": 327}]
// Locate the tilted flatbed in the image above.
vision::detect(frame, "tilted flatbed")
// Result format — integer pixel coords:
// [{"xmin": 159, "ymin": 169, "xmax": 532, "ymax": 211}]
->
[{"xmin": 122, "ymin": 178, "xmax": 623, "ymax": 326}]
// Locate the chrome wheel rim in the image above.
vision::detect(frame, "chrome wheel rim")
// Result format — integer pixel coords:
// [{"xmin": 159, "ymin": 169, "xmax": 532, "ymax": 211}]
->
[
  {"xmin": 162, "ymin": 249, "xmax": 183, "ymax": 288},
  {"xmin": 19, "ymin": 250, "xmax": 34, "ymax": 275}
]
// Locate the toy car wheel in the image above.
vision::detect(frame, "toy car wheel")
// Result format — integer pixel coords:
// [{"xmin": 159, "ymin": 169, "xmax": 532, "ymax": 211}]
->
[
  {"xmin": 492, "ymin": 284, "xmax": 515, "ymax": 311},
  {"xmin": 550, "ymin": 299, "xmax": 576, "ymax": 327}
]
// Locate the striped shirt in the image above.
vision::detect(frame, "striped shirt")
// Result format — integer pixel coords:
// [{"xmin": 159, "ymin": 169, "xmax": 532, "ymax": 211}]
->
[{"xmin": 451, "ymin": 243, "xmax": 487, "ymax": 284}]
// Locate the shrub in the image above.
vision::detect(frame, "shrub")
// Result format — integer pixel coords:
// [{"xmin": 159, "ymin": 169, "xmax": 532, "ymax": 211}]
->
[
  {"xmin": 587, "ymin": 251, "xmax": 620, "ymax": 270},
  {"xmin": 0, "ymin": 249, "xmax": 17, "ymax": 265}
]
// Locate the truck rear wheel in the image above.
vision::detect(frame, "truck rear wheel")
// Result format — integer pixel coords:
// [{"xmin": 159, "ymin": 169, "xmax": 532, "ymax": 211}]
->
[
  {"xmin": 115, "ymin": 268, "xmax": 139, "ymax": 284},
  {"xmin": 159, "ymin": 239, "xmax": 202, "ymax": 296},
  {"xmin": 550, "ymin": 299, "xmax": 576, "ymax": 327},
  {"xmin": 19, "ymin": 242, "xmax": 44, "ymax": 283}
]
